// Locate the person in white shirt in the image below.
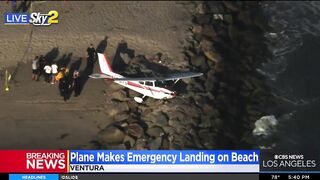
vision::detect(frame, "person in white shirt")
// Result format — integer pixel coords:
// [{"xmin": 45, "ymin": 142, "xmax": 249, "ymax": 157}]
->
[
  {"xmin": 43, "ymin": 64, "xmax": 52, "ymax": 83},
  {"xmin": 32, "ymin": 56, "xmax": 39, "ymax": 81},
  {"xmin": 51, "ymin": 63, "xmax": 58, "ymax": 84}
]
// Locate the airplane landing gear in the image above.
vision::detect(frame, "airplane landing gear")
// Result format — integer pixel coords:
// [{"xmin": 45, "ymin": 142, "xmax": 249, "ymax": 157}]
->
[
  {"xmin": 134, "ymin": 97, "xmax": 143, "ymax": 103},
  {"xmin": 134, "ymin": 95, "xmax": 145, "ymax": 103}
]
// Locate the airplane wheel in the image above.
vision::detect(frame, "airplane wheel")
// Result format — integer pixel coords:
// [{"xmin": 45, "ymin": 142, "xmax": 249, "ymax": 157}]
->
[{"xmin": 134, "ymin": 97, "xmax": 143, "ymax": 103}]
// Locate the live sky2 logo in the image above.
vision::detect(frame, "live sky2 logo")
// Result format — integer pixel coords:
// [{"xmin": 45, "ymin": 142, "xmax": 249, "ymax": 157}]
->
[{"xmin": 4, "ymin": 10, "xmax": 58, "ymax": 26}]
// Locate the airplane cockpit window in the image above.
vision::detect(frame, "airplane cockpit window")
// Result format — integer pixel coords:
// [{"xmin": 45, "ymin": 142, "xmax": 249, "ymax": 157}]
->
[
  {"xmin": 145, "ymin": 81, "xmax": 154, "ymax": 86},
  {"xmin": 155, "ymin": 80, "xmax": 166, "ymax": 88},
  {"xmin": 139, "ymin": 81, "xmax": 145, "ymax": 85}
]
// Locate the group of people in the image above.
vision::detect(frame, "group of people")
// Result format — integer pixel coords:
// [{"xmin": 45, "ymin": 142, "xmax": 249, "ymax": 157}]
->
[
  {"xmin": 31, "ymin": 56, "xmax": 60, "ymax": 84},
  {"xmin": 31, "ymin": 55, "xmax": 82, "ymax": 101},
  {"xmin": 31, "ymin": 43, "xmax": 97, "ymax": 101}
]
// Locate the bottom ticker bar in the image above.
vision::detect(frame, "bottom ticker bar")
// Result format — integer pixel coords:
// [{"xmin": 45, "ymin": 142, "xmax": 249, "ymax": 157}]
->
[{"xmin": 1, "ymin": 173, "xmax": 319, "ymax": 180}]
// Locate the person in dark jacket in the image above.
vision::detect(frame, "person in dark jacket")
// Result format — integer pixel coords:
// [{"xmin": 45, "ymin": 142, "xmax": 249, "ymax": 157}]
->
[{"xmin": 86, "ymin": 44, "xmax": 96, "ymax": 68}]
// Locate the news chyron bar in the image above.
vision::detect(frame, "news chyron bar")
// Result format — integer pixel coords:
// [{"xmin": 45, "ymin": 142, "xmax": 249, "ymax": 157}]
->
[{"xmin": 0, "ymin": 150, "xmax": 318, "ymax": 180}]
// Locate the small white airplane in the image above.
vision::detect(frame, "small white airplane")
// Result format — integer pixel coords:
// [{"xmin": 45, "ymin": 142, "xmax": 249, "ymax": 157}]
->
[{"xmin": 89, "ymin": 53, "xmax": 203, "ymax": 103}]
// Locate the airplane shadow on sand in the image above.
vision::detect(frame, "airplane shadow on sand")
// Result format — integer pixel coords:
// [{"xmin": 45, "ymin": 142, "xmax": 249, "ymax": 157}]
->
[
  {"xmin": 111, "ymin": 41, "xmax": 188, "ymax": 95},
  {"xmin": 112, "ymin": 40, "xmax": 135, "ymax": 73}
]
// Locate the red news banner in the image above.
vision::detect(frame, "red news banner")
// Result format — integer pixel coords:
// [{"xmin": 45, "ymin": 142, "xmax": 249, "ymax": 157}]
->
[{"xmin": 0, "ymin": 150, "xmax": 68, "ymax": 173}]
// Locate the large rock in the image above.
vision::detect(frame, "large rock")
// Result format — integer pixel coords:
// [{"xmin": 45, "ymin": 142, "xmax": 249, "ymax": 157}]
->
[
  {"xmin": 148, "ymin": 137, "xmax": 163, "ymax": 150},
  {"xmin": 198, "ymin": 129, "xmax": 216, "ymax": 149},
  {"xmin": 113, "ymin": 112, "xmax": 129, "ymax": 122},
  {"xmin": 147, "ymin": 126, "xmax": 165, "ymax": 138},
  {"xmin": 202, "ymin": 25, "xmax": 217, "ymax": 39},
  {"xmin": 167, "ymin": 110, "xmax": 186, "ymax": 122},
  {"xmin": 162, "ymin": 126, "xmax": 176, "ymax": 135},
  {"xmin": 97, "ymin": 126, "xmax": 125, "ymax": 144},
  {"xmin": 111, "ymin": 90, "xmax": 128, "ymax": 101},
  {"xmin": 105, "ymin": 100, "xmax": 130, "ymax": 121},
  {"xmin": 135, "ymin": 138, "xmax": 147, "ymax": 150},
  {"xmin": 109, "ymin": 100, "xmax": 129, "ymax": 112},
  {"xmin": 126, "ymin": 123, "xmax": 144, "ymax": 138},
  {"xmin": 199, "ymin": 38, "xmax": 214, "ymax": 51},
  {"xmin": 145, "ymin": 112, "xmax": 169, "ymax": 126},
  {"xmin": 168, "ymin": 119, "xmax": 184, "ymax": 131},
  {"xmin": 204, "ymin": 50, "xmax": 221, "ymax": 63},
  {"xmin": 106, "ymin": 144, "xmax": 127, "ymax": 150},
  {"xmin": 190, "ymin": 55, "xmax": 207, "ymax": 68},
  {"xmin": 124, "ymin": 135, "xmax": 136, "ymax": 149},
  {"xmin": 198, "ymin": 115, "xmax": 212, "ymax": 128}
]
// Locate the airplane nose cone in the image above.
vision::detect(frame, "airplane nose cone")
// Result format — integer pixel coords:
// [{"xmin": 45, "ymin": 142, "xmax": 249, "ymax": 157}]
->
[{"xmin": 171, "ymin": 92, "xmax": 177, "ymax": 97}]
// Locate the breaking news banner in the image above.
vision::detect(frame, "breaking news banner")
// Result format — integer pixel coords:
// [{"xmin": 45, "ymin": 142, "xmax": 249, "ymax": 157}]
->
[
  {"xmin": 0, "ymin": 150, "xmax": 258, "ymax": 173},
  {"xmin": 68, "ymin": 150, "xmax": 259, "ymax": 173},
  {"xmin": 0, "ymin": 150, "xmax": 319, "ymax": 179}
]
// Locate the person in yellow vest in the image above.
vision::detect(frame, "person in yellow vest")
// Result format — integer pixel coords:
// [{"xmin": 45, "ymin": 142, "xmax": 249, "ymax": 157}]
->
[{"xmin": 55, "ymin": 67, "xmax": 69, "ymax": 82}]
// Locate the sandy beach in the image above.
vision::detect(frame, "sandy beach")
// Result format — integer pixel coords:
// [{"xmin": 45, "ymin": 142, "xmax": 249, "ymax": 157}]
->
[
  {"xmin": 0, "ymin": 1, "xmax": 192, "ymax": 69},
  {"xmin": 0, "ymin": 1, "xmax": 193, "ymax": 149}
]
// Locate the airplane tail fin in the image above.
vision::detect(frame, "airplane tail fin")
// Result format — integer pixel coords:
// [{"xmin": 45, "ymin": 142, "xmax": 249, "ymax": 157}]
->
[
  {"xmin": 98, "ymin": 53, "xmax": 113, "ymax": 75},
  {"xmin": 95, "ymin": 53, "xmax": 123, "ymax": 79}
]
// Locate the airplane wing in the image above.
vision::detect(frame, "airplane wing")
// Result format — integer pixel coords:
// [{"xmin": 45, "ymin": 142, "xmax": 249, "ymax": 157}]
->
[
  {"xmin": 112, "ymin": 72, "xmax": 203, "ymax": 81},
  {"xmin": 89, "ymin": 73, "xmax": 112, "ymax": 79}
]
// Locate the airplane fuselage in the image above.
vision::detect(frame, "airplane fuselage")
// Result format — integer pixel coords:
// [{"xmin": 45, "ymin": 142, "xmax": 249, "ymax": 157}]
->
[{"xmin": 114, "ymin": 80, "xmax": 176, "ymax": 99}]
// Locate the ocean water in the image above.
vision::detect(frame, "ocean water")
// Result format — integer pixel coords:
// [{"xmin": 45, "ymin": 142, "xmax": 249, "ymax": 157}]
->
[{"xmin": 256, "ymin": 2, "xmax": 320, "ymax": 154}]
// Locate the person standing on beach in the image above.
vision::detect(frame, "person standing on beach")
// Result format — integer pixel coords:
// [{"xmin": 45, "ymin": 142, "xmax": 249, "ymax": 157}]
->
[
  {"xmin": 32, "ymin": 56, "xmax": 39, "ymax": 81},
  {"xmin": 51, "ymin": 63, "xmax": 58, "ymax": 84},
  {"xmin": 59, "ymin": 70, "xmax": 72, "ymax": 101},
  {"xmin": 86, "ymin": 44, "xmax": 96, "ymax": 68},
  {"xmin": 38, "ymin": 55, "xmax": 46, "ymax": 77},
  {"xmin": 72, "ymin": 70, "xmax": 81, "ymax": 97},
  {"xmin": 59, "ymin": 76, "xmax": 68, "ymax": 100},
  {"xmin": 43, "ymin": 64, "xmax": 52, "ymax": 83}
]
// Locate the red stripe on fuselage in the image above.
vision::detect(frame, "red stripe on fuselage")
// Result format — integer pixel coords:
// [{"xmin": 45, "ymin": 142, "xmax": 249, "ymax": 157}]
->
[
  {"xmin": 127, "ymin": 81, "xmax": 164, "ymax": 93},
  {"xmin": 128, "ymin": 81, "xmax": 144, "ymax": 89}
]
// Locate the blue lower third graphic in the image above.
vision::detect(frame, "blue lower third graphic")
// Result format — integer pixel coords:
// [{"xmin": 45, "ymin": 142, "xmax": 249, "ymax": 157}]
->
[
  {"xmin": 4, "ymin": 13, "xmax": 30, "ymax": 25},
  {"xmin": 9, "ymin": 174, "xmax": 58, "ymax": 180},
  {"xmin": 69, "ymin": 150, "xmax": 260, "ymax": 165}
]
